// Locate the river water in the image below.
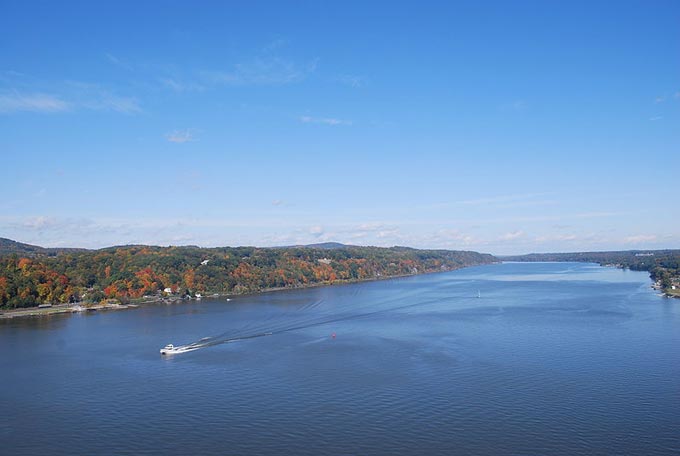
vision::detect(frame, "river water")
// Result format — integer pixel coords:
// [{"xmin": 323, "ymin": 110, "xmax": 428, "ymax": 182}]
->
[{"xmin": 1, "ymin": 262, "xmax": 678, "ymax": 455}]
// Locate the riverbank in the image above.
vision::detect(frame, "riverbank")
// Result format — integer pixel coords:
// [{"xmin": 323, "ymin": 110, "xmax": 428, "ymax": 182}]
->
[
  {"xmin": 0, "ymin": 264, "xmax": 491, "ymax": 320},
  {"xmin": 0, "ymin": 301, "xmax": 142, "ymax": 319}
]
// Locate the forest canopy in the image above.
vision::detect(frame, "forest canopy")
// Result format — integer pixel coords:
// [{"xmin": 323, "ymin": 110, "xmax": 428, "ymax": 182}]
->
[{"xmin": 0, "ymin": 239, "xmax": 497, "ymax": 309}]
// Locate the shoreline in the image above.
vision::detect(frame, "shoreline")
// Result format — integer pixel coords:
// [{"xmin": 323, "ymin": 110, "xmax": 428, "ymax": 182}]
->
[
  {"xmin": 0, "ymin": 264, "xmax": 494, "ymax": 320},
  {"xmin": 3, "ymin": 261, "xmax": 674, "ymax": 320}
]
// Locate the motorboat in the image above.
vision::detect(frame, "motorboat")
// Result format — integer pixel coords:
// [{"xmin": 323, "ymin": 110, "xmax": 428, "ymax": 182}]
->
[{"xmin": 160, "ymin": 343, "xmax": 199, "ymax": 355}]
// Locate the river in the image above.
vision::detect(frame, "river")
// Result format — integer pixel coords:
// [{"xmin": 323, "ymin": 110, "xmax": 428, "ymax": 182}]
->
[{"xmin": 1, "ymin": 262, "xmax": 678, "ymax": 455}]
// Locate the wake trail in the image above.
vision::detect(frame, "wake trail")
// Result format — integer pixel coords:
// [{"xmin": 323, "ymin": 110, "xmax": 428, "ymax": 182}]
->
[{"xmin": 181, "ymin": 292, "xmax": 478, "ymax": 352}]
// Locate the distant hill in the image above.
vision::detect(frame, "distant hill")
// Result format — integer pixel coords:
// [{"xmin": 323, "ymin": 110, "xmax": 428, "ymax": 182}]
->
[
  {"xmin": 281, "ymin": 242, "xmax": 352, "ymax": 250},
  {"xmin": 0, "ymin": 238, "xmax": 87, "ymax": 257},
  {"xmin": 503, "ymin": 249, "xmax": 680, "ymax": 265},
  {"xmin": 0, "ymin": 237, "xmax": 497, "ymax": 309},
  {"xmin": 272, "ymin": 242, "xmax": 350, "ymax": 249}
]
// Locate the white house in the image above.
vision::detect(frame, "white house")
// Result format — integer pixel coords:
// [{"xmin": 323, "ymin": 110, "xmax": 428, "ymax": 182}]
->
[
  {"xmin": 163, "ymin": 287, "xmax": 173, "ymax": 294},
  {"xmin": 200, "ymin": 259, "xmax": 210, "ymax": 266}
]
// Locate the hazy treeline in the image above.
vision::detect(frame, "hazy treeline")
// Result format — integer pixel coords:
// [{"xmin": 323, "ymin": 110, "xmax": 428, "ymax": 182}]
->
[{"xmin": 505, "ymin": 250, "xmax": 680, "ymax": 290}]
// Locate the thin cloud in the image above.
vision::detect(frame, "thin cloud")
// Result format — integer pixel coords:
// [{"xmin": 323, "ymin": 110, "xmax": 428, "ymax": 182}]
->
[
  {"xmin": 499, "ymin": 99, "xmax": 527, "ymax": 112},
  {"xmin": 457, "ymin": 192, "xmax": 550, "ymax": 206},
  {"xmin": 309, "ymin": 225, "xmax": 325, "ymax": 238},
  {"xmin": 335, "ymin": 74, "xmax": 367, "ymax": 88},
  {"xmin": 535, "ymin": 234, "xmax": 578, "ymax": 243},
  {"xmin": 166, "ymin": 129, "xmax": 195, "ymax": 143},
  {"xmin": 67, "ymin": 82, "xmax": 141, "ymax": 114},
  {"xmin": 623, "ymin": 234, "xmax": 657, "ymax": 243},
  {"xmin": 261, "ymin": 38, "xmax": 288, "ymax": 53},
  {"xmin": 299, "ymin": 115, "xmax": 352, "ymax": 126},
  {"xmin": 104, "ymin": 52, "xmax": 134, "ymax": 71},
  {"xmin": 159, "ymin": 77, "xmax": 205, "ymax": 92},
  {"xmin": 202, "ymin": 57, "xmax": 318, "ymax": 86},
  {"xmin": 432, "ymin": 229, "xmax": 476, "ymax": 246},
  {"xmin": 0, "ymin": 92, "xmax": 70, "ymax": 113},
  {"xmin": 649, "ymin": 116, "xmax": 663, "ymax": 121},
  {"xmin": 0, "ymin": 83, "xmax": 141, "ymax": 114}
]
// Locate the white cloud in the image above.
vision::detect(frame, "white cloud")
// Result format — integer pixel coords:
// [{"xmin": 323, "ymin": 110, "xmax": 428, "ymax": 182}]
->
[
  {"xmin": 535, "ymin": 233, "xmax": 578, "ymax": 243},
  {"xmin": 499, "ymin": 230, "xmax": 525, "ymax": 241},
  {"xmin": 299, "ymin": 115, "xmax": 352, "ymax": 126},
  {"xmin": 0, "ymin": 92, "xmax": 70, "ymax": 113},
  {"xmin": 309, "ymin": 225, "xmax": 325, "ymax": 237},
  {"xmin": 432, "ymin": 229, "xmax": 476, "ymax": 246},
  {"xmin": 649, "ymin": 116, "xmax": 663, "ymax": 121},
  {"xmin": 166, "ymin": 129, "xmax": 195, "ymax": 143},
  {"xmin": 21, "ymin": 215, "xmax": 59, "ymax": 230}
]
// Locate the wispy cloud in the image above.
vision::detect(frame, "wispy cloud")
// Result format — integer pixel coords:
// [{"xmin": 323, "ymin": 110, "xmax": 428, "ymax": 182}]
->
[
  {"xmin": 300, "ymin": 115, "xmax": 352, "ymax": 126},
  {"xmin": 623, "ymin": 234, "xmax": 657, "ymax": 243},
  {"xmin": 535, "ymin": 233, "xmax": 578, "ymax": 243},
  {"xmin": 431, "ymin": 229, "xmax": 476, "ymax": 246},
  {"xmin": 0, "ymin": 82, "xmax": 141, "ymax": 115},
  {"xmin": 104, "ymin": 52, "xmax": 134, "ymax": 71},
  {"xmin": 166, "ymin": 129, "xmax": 195, "ymax": 143},
  {"xmin": 457, "ymin": 193, "xmax": 549, "ymax": 206},
  {"xmin": 649, "ymin": 116, "xmax": 663, "ymax": 121},
  {"xmin": 309, "ymin": 225, "xmax": 325, "ymax": 238},
  {"xmin": 66, "ymin": 82, "xmax": 141, "ymax": 114},
  {"xmin": 0, "ymin": 92, "xmax": 70, "ymax": 113},
  {"xmin": 202, "ymin": 57, "xmax": 318, "ymax": 86},
  {"xmin": 159, "ymin": 77, "xmax": 205, "ymax": 92},
  {"xmin": 499, "ymin": 99, "xmax": 527, "ymax": 112},
  {"xmin": 335, "ymin": 74, "xmax": 367, "ymax": 88}
]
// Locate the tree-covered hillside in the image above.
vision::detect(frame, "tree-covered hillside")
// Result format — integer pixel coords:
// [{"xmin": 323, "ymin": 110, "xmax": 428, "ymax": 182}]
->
[{"xmin": 0, "ymin": 241, "xmax": 497, "ymax": 309}]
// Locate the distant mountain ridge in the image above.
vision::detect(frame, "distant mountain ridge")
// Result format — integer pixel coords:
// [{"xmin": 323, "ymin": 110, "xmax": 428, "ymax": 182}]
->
[{"xmin": 0, "ymin": 238, "xmax": 355, "ymax": 255}]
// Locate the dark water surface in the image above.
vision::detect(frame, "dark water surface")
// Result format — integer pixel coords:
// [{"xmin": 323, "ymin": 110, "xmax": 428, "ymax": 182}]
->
[{"xmin": 2, "ymin": 262, "xmax": 679, "ymax": 455}]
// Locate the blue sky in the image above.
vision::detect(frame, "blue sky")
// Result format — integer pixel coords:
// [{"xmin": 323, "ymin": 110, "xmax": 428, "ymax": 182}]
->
[{"xmin": 1, "ymin": 0, "xmax": 679, "ymax": 254}]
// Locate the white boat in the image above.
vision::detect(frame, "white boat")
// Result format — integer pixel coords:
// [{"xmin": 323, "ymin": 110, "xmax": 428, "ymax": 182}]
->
[{"xmin": 160, "ymin": 343, "xmax": 200, "ymax": 355}]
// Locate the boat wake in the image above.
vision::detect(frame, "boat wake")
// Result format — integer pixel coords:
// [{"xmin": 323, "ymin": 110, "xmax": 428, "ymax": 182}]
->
[{"xmin": 161, "ymin": 289, "xmax": 482, "ymax": 355}]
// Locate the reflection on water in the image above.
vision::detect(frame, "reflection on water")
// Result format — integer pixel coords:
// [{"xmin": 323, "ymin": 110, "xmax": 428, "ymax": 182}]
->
[{"xmin": 1, "ymin": 262, "xmax": 679, "ymax": 455}]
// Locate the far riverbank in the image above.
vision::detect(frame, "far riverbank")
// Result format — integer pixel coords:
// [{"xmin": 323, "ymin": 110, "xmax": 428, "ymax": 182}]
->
[{"xmin": 0, "ymin": 265, "xmax": 492, "ymax": 320}]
